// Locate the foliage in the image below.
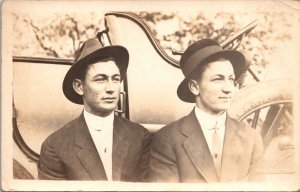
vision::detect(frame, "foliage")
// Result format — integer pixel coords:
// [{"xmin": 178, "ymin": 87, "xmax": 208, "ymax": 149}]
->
[
  {"xmin": 13, "ymin": 11, "xmax": 296, "ymax": 82},
  {"xmin": 13, "ymin": 12, "xmax": 105, "ymax": 58},
  {"xmin": 138, "ymin": 11, "xmax": 294, "ymax": 75}
]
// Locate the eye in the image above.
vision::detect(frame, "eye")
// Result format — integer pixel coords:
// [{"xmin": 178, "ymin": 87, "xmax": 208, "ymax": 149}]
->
[
  {"xmin": 113, "ymin": 76, "xmax": 121, "ymax": 82},
  {"xmin": 95, "ymin": 78, "xmax": 106, "ymax": 82},
  {"xmin": 212, "ymin": 78, "xmax": 222, "ymax": 82}
]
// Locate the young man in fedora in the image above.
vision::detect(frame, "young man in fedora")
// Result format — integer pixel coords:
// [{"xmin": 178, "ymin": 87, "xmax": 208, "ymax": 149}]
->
[
  {"xmin": 149, "ymin": 39, "xmax": 264, "ymax": 183},
  {"xmin": 37, "ymin": 37, "xmax": 151, "ymax": 181}
]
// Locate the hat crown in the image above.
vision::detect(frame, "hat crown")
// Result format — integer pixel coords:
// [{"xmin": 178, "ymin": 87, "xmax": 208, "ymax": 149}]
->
[
  {"xmin": 75, "ymin": 38, "xmax": 104, "ymax": 63},
  {"xmin": 179, "ymin": 39, "xmax": 223, "ymax": 78},
  {"xmin": 180, "ymin": 39, "xmax": 220, "ymax": 68}
]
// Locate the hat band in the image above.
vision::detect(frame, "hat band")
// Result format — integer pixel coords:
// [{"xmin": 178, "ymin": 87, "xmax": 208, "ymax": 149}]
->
[{"xmin": 182, "ymin": 45, "xmax": 222, "ymax": 77}]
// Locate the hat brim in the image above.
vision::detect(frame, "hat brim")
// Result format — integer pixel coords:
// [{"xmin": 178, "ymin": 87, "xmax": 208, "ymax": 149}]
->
[
  {"xmin": 63, "ymin": 45, "xmax": 129, "ymax": 104},
  {"xmin": 177, "ymin": 50, "xmax": 245, "ymax": 103}
]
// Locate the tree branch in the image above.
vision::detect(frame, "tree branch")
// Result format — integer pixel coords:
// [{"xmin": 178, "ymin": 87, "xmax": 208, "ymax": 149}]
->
[{"xmin": 23, "ymin": 18, "xmax": 60, "ymax": 57}]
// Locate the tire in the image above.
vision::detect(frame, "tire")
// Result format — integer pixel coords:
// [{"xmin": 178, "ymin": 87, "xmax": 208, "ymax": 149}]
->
[
  {"xmin": 228, "ymin": 79, "xmax": 293, "ymax": 121},
  {"xmin": 13, "ymin": 159, "xmax": 34, "ymax": 179},
  {"xmin": 228, "ymin": 79, "xmax": 295, "ymax": 182}
]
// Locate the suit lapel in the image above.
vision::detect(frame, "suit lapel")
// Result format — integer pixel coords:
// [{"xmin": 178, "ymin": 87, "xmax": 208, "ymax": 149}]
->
[
  {"xmin": 74, "ymin": 114, "xmax": 107, "ymax": 180},
  {"xmin": 112, "ymin": 116, "xmax": 129, "ymax": 181},
  {"xmin": 181, "ymin": 110, "xmax": 219, "ymax": 183},
  {"xmin": 220, "ymin": 116, "xmax": 244, "ymax": 181}
]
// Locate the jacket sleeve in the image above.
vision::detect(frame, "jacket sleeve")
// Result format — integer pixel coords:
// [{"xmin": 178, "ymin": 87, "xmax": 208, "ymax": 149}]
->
[
  {"xmin": 248, "ymin": 130, "xmax": 265, "ymax": 182},
  {"xmin": 149, "ymin": 131, "xmax": 180, "ymax": 183},
  {"xmin": 131, "ymin": 129, "xmax": 152, "ymax": 182},
  {"xmin": 37, "ymin": 138, "xmax": 67, "ymax": 180}
]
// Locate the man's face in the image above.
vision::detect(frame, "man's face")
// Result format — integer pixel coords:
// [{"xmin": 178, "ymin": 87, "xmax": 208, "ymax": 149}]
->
[
  {"xmin": 74, "ymin": 60, "xmax": 121, "ymax": 117},
  {"xmin": 191, "ymin": 59, "xmax": 236, "ymax": 115}
]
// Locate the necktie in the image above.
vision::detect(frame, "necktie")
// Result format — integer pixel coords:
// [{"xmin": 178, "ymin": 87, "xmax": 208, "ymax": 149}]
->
[{"xmin": 211, "ymin": 122, "xmax": 222, "ymax": 176}]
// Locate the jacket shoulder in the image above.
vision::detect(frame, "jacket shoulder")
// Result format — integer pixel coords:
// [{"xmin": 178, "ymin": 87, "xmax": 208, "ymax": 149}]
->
[
  {"xmin": 227, "ymin": 116, "xmax": 260, "ymax": 138},
  {"xmin": 42, "ymin": 115, "xmax": 81, "ymax": 146},
  {"xmin": 115, "ymin": 116, "xmax": 150, "ymax": 134},
  {"xmin": 154, "ymin": 113, "xmax": 190, "ymax": 139}
]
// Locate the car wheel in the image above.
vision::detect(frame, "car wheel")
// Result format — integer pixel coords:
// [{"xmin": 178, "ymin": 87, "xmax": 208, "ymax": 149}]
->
[{"xmin": 228, "ymin": 79, "xmax": 295, "ymax": 181}]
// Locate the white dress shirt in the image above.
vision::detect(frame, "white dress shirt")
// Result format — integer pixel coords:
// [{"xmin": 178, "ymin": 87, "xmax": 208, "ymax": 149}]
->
[
  {"xmin": 194, "ymin": 107, "xmax": 226, "ymax": 157},
  {"xmin": 83, "ymin": 109, "xmax": 114, "ymax": 181}
]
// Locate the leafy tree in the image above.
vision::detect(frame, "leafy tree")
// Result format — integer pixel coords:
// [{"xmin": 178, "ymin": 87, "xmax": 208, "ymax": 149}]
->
[
  {"xmin": 13, "ymin": 11, "xmax": 296, "ymax": 83},
  {"xmin": 138, "ymin": 11, "xmax": 294, "ymax": 81},
  {"xmin": 13, "ymin": 12, "xmax": 105, "ymax": 58}
]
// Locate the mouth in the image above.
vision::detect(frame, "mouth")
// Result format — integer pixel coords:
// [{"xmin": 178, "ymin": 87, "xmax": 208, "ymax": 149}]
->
[
  {"xmin": 102, "ymin": 97, "xmax": 117, "ymax": 103},
  {"xmin": 219, "ymin": 96, "xmax": 231, "ymax": 101}
]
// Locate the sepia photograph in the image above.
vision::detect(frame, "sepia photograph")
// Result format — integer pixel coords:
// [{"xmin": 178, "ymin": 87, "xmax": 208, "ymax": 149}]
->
[{"xmin": 1, "ymin": 0, "xmax": 300, "ymax": 191}]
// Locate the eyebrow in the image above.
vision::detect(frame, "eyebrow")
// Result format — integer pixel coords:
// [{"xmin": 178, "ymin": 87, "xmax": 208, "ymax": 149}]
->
[
  {"xmin": 212, "ymin": 74, "xmax": 235, "ymax": 78},
  {"xmin": 92, "ymin": 74, "xmax": 121, "ymax": 78}
]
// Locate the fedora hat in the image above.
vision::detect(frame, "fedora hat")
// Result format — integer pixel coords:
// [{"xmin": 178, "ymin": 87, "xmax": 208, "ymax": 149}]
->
[
  {"xmin": 63, "ymin": 38, "xmax": 129, "ymax": 104},
  {"xmin": 177, "ymin": 39, "xmax": 246, "ymax": 103}
]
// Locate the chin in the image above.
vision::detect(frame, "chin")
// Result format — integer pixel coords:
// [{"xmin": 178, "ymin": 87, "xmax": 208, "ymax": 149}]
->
[
  {"xmin": 95, "ymin": 104, "xmax": 117, "ymax": 113},
  {"xmin": 219, "ymin": 104, "xmax": 230, "ymax": 110},
  {"xmin": 101, "ymin": 106, "xmax": 117, "ymax": 113},
  {"xmin": 212, "ymin": 107, "xmax": 227, "ymax": 114}
]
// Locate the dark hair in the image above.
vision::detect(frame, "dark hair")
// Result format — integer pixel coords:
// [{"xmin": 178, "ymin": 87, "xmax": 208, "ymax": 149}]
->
[{"xmin": 76, "ymin": 57, "xmax": 118, "ymax": 81}]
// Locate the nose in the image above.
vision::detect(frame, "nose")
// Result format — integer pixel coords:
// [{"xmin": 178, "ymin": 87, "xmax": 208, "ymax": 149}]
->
[
  {"xmin": 222, "ymin": 80, "xmax": 234, "ymax": 94},
  {"xmin": 105, "ymin": 80, "xmax": 115, "ymax": 93}
]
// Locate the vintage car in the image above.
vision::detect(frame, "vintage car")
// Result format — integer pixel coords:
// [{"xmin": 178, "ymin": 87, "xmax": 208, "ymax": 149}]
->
[{"xmin": 12, "ymin": 12, "xmax": 295, "ymax": 183}]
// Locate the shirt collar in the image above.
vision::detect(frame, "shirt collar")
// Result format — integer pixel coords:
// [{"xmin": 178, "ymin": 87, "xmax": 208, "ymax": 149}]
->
[
  {"xmin": 83, "ymin": 109, "xmax": 114, "ymax": 131},
  {"xmin": 194, "ymin": 106, "xmax": 227, "ymax": 130}
]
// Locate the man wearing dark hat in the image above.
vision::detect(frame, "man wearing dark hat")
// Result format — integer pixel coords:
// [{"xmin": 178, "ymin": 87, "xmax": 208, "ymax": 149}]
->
[
  {"xmin": 37, "ymin": 38, "xmax": 151, "ymax": 181},
  {"xmin": 149, "ymin": 39, "xmax": 264, "ymax": 183}
]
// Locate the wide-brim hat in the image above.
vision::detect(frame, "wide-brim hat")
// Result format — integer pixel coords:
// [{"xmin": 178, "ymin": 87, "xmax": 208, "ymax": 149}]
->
[
  {"xmin": 177, "ymin": 39, "xmax": 246, "ymax": 103},
  {"xmin": 63, "ymin": 38, "xmax": 129, "ymax": 104}
]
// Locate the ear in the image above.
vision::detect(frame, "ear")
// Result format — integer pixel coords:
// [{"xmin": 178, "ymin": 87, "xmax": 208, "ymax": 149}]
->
[
  {"xmin": 72, "ymin": 79, "xmax": 84, "ymax": 96},
  {"xmin": 188, "ymin": 79, "xmax": 200, "ymax": 96}
]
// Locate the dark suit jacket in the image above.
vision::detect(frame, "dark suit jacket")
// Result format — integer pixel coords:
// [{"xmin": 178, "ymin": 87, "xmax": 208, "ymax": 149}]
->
[
  {"xmin": 38, "ymin": 113, "xmax": 151, "ymax": 181},
  {"xmin": 149, "ymin": 110, "xmax": 264, "ymax": 183}
]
